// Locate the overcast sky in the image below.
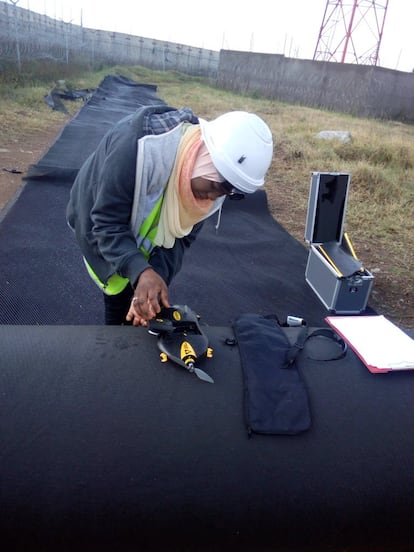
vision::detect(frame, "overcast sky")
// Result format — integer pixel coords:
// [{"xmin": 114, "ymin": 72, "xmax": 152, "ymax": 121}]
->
[{"xmin": 21, "ymin": 0, "xmax": 414, "ymax": 72}]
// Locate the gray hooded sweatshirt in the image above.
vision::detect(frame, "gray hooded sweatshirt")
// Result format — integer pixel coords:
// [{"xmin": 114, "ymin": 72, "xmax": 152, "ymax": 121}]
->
[{"xmin": 66, "ymin": 104, "xmax": 208, "ymax": 289}]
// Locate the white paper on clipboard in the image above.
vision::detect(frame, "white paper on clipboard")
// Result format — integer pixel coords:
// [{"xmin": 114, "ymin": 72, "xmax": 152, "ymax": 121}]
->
[{"xmin": 325, "ymin": 315, "xmax": 414, "ymax": 373}]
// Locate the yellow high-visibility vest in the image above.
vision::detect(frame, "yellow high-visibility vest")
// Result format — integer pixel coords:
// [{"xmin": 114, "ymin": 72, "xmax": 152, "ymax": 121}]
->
[{"xmin": 85, "ymin": 193, "xmax": 164, "ymax": 295}]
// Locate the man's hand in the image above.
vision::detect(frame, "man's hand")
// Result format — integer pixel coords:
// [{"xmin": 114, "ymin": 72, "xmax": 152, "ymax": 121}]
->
[{"xmin": 126, "ymin": 268, "xmax": 170, "ymax": 326}]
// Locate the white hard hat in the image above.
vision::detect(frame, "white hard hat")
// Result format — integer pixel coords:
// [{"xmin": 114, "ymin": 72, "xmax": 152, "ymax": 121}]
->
[{"xmin": 199, "ymin": 111, "xmax": 273, "ymax": 194}]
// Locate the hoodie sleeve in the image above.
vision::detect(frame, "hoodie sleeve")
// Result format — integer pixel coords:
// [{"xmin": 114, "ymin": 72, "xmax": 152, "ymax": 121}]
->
[{"xmin": 86, "ymin": 116, "xmax": 153, "ymax": 284}]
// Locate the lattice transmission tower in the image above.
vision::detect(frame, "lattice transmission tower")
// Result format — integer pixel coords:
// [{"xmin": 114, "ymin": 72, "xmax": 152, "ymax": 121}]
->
[{"xmin": 313, "ymin": 0, "xmax": 389, "ymax": 65}]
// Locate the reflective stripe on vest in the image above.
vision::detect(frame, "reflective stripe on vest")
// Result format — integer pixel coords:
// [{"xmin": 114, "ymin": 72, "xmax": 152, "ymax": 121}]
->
[{"xmin": 85, "ymin": 193, "xmax": 164, "ymax": 295}]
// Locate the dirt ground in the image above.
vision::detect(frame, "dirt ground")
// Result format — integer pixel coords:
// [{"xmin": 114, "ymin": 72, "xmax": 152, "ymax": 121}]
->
[
  {"xmin": 1, "ymin": 121, "xmax": 413, "ymax": 330},
  {"xmin": 0, "ymin": 122, "xmax": 64, "ymax": 213}
]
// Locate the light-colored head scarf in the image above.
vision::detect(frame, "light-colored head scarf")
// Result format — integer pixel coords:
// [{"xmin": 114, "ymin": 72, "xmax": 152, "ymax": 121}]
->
[
  {"xmin": 154, "ymin": 125, "xmax": 224, "ymax": 248},
  {"xmin": 191, "ymin": 142, "xmax": 225, "ymax": 182}
]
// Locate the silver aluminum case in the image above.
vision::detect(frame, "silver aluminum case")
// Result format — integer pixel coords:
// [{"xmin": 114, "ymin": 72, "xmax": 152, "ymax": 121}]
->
[
  {"xmin": 304, "ymin": 172, "xmax": 373, "ymax": 314},
  {"xmin": 305, "ymin": 245, "xmax": 373, "ymax": 313}
]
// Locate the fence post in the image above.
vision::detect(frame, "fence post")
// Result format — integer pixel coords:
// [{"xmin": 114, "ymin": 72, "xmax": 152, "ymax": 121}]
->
[{"xmin": 10, "ymin": 0, "xmax": 22, "ymax": 73}]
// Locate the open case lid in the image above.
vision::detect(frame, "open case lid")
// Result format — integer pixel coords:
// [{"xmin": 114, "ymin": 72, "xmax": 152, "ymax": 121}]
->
[{"xmin": 304, "ymin": 172, "xmax": 350, "ymax": 245}]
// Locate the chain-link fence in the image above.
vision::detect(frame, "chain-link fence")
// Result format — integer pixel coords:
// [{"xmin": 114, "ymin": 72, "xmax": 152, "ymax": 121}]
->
[{"xmin": 0, "ymin": 1, "xmax": 219, "ymax": 77}]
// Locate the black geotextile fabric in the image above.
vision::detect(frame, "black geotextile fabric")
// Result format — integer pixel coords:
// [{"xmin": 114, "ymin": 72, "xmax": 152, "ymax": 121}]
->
[
  {"xmin": 26, "ymin": 75, "xmax": 166, "ymax": 183},
  {"xmin": 0, "ymin": 75, "xmax": 333, "ymax": 326},
  {"xmin": 1, "ymin": 325, "xmax": 414, "ymax": 552},
  {"xmin": 171, "ymin": 192, "xmax": 331, "ymax": 326},
  {"xmin": 0, "ymin": 183, "xmax": 330, "ymax": 325}
]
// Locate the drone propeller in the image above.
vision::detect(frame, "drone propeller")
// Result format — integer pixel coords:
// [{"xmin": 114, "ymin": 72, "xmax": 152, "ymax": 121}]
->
[{"xmin": 190, "ymin": 364, "xmax": 214, "ymax": 384}]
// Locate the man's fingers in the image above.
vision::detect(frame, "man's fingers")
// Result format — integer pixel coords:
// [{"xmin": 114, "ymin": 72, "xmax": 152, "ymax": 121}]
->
[
  {"xmin": 147, "ymin": 294, "xmax": 161, "ymax": 316},
  {"xmin": 126, "ymin": 303, "xmax": 148, "ymax": 327},
  {"xmin": 159, "ymin": 288, "xmax": 170, "ymax": 309},
  {"xmin": 130, "ymin": 295, "xmax": 149, "ymax": 318},
  {"xmin": 127, "ymin": 295, "xmax": 156, "ymax": 324},
  {"xmin": 131, "ymin": 269, "xmax": 170, "ymax": 321}
]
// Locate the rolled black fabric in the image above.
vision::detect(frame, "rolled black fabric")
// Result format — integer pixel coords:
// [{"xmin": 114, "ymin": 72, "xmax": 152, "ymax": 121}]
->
[
  {"xmin": 2, "ymin": 325, "xmax": 414, "ymax": 551},
  {"xmin": 233, "ymin": 313, "xmax": 311, "ymax": 435}
]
